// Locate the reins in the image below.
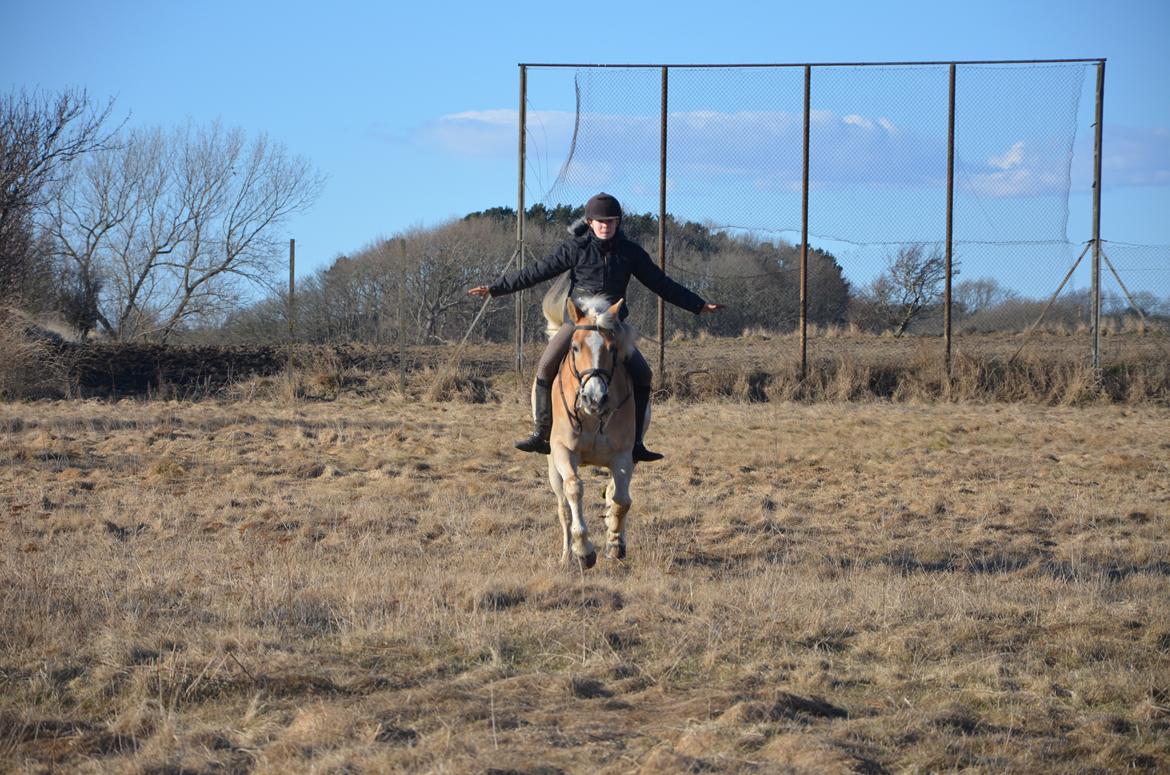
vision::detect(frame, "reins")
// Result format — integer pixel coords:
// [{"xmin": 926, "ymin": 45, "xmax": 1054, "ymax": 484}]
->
[{"xmin": 558, "ymin": 323, "xmax": 631, "ymax": 435}]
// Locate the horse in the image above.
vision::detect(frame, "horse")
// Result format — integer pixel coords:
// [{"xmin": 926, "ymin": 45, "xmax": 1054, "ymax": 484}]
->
[{"xmin": 542, "ymin": 292, "xmax": 640, "ymax": 569}]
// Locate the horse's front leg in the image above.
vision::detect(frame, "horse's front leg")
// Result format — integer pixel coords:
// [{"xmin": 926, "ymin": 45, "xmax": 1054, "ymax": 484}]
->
[
  {"xmin": 605, "ymin": 457, "xmax": 633, "ymax": 560},
  {"xmin": 551, "ymin": 447, "xmax": 596, "ymax": 569},
  {"xmin": 547, "ymin": 454, "xmax": 571, "ymax": 563}
]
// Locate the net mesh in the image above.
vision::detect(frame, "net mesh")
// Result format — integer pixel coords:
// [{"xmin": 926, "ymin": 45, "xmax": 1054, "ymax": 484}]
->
[{"xmin": 521, "ymin": 62, "xmax": 1167, "ymax": 374}]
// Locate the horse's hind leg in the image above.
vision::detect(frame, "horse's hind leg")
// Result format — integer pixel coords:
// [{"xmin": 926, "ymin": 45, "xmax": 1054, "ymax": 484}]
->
[
  {"xmin": 604, "ymin": 462, "xmax": 632, "ymax": 560},
  {"xmin": 547, "ymin": 455, "xmax": 571, "ymax": 564}
]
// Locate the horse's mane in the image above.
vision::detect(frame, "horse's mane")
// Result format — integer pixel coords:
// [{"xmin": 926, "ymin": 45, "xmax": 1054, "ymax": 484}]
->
[{"xmin": 575, "ymin": 294, "xmax": 637, "ymax": 361}]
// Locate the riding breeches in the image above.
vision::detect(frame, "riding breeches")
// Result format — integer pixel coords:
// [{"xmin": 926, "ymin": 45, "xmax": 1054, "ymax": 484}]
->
[{"xmin": 536, "ymin": 322, "xmax": 651, "ymax": 388}]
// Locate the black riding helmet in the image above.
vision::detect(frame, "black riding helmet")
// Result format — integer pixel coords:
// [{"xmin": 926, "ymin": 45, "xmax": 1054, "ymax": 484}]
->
[{"xmin": 584, "ymin": 192, "xmax": 622, "ymax": 222}]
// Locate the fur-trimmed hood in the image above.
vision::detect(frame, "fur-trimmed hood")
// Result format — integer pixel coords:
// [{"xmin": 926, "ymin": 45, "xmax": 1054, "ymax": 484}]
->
[{"xmin": 567, "ymin": 217, "xmax": 590, "ymax": 237}]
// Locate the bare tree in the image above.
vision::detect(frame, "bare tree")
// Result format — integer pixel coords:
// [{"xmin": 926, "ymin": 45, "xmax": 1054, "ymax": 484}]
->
[
  {"xmin": 51, "ymin": 127, "xmax": 174, "ymax": 337},
  {"xmin": 405, "ymin": 219, "xmax": 510, "ymax": 344},
  {"xmin": 0, "ymin": 88, "xmax": 117, "ymax": 305},
  {"xmin": 954, "ymin": 277, "xmax": 1014, "ymax": 319},
  {"xmin": 867, "ymin": 243, "xmax": 951, "ymax": 337},
  {"xmin": 51, "ymin": 122, "xmax": 324, "ymax": 341}
]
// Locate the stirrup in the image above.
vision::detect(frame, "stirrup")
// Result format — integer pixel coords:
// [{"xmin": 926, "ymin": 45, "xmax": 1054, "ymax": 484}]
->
[
  {"xmin": 515, "ymin": 431, "xmax": 551, "ymax": 455},
  {"xmin": 632, "ymin": 443, "xmax": 664, "ymax": 462}
]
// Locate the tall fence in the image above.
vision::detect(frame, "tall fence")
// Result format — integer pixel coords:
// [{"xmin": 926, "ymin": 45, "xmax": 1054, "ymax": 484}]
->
[{"xmin": 511, "ymin": 60, "xmax": 1169, "ymax": 380}]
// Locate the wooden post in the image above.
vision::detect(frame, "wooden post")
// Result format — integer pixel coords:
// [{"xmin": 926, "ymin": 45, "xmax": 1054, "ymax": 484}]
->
[{"xmin": 399, "ymin": 237, "xmax": 407, "ymax": 396}]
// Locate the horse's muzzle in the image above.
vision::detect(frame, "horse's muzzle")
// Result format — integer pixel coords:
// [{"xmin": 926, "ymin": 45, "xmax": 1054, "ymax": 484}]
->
[{"xmin": 579, "ymin": 389, "xmax": 608, "ymax": 416}]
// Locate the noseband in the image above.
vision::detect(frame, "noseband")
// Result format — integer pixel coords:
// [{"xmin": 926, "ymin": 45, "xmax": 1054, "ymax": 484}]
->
[
  {"xmin": 559, "ymin": 324, "xmax": 630, "ymax": 434},
  {"xmin": 569, "ymin": 324, "xmax": 615, "ymax": 394}
]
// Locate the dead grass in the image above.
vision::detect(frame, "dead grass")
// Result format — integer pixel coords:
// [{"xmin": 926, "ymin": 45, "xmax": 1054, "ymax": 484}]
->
[
  {"xmin": 4, "ymin": 330, "xmax": 1167, "ymax": 405},
  {"xmin": 0, "ymin": 311, "xmax": 74, "ymax": 401},
  {"xmin": 1, "ymin": 393, "xmax": 1168, "ymax": 773}
]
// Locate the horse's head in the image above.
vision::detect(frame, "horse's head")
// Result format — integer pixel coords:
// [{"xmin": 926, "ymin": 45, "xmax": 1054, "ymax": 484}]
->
[{"xmin": 566, "ymin": 296, "xmax": 627, "ymax": 416}]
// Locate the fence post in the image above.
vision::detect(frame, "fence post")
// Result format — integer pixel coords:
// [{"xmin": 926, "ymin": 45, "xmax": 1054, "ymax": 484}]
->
[
  {"xmin": 800, "ymin": 65, "xmax": 811, "ymax": 381},
  {"xmin": 944, "ymin": 64, "xmax": 956, "ymax": 378},
  {"xmin": 1091, "ymin": 60, "xmax": 1105, "ymax": 369},
  {"xmin": 398, "ymin": 236, "xmax": 407, "ymax": 396},
  {"xmin": 287, "ymin": 238, "xmax": 295, "ymax": 387},
  {"xmin": 516, "ymin": 64, "xmax": 528, "ymax": 375},
  {"xmin": 657, "ymin": 65, "xmax": 668, "ymax": 386}
]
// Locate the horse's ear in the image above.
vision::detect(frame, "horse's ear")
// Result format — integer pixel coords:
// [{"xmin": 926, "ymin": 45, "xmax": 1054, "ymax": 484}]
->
[
  {"xmin": 606, "ymin": 299, "xmax": 625, "ymax": 320},
  {"xmin": 567, "ymin": 297, "xmax": 583, "ymax": 324}
]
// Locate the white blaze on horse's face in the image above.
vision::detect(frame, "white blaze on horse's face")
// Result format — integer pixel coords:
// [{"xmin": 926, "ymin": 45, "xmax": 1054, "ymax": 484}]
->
[{"xmin": 572, "ymin": 328, "xmax": 616, "ymax": 416}]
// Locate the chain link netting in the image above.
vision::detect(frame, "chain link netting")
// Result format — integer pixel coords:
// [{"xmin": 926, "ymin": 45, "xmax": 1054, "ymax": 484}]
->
[{"xmin": 519, "ymin": 62, "xmax": 1168, "ymax": 382}]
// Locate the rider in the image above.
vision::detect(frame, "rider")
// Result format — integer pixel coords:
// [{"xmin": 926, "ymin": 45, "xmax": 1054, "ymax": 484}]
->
[{"xmin": 469, "ymin": 193, "xmax": 722, "ymax": 462}]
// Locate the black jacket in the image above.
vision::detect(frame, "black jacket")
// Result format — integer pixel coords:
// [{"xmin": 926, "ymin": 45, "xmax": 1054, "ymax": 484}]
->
[{"xmin": 489, "ymin": 222, "xmax": 706, "ymax": 316}]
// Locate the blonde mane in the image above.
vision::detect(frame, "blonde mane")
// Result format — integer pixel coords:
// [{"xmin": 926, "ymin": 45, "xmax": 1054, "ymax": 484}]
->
[{"xmin": 574, "ymin": 295, "xmax": 637, "ymax": 361}]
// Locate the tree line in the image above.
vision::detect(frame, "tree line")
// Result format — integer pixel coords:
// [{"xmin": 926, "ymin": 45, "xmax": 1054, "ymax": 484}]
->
[
  {"xmin": 1, "ymin": 88, "xmax": 322, "ymax": 342},
  {"xmin": 8, "ymin": 88, "xmax": 1144, "ymax": 347},
  {"xmin": 216, "ymin": 205, "xmax": 863, "ymax": 346},
  {"xmin": 219, "ymin": 204, "xmax": 1066, "ymax": 346}
]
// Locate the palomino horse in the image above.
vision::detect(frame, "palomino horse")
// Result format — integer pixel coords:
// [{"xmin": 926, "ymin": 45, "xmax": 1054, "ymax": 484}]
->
[{"xmin": 545, "ymin": 295, "xmax": 639, "ymax": 569}]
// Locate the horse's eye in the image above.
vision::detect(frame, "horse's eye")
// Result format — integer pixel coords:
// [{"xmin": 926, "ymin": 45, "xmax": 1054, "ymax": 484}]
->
[{"xmin": 572, "ymin": 343, "xmax": 580, "ymax": 353}]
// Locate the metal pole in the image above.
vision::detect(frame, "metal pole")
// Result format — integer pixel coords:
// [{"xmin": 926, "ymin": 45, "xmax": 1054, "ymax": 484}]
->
[
  {"xmin": 516, "ymin": 65, "xmax": 528, "ymax": 375},
  {"xmin": 1101, "ymin": 248, "xmax": 1148, "ymax": 326},
  {"xmin": 287, "ymin": 238, "xmax": 295, "ymax": 386},
  {"xmin": 520, "ymin": 58, "xmax": 1105, "ymax": 69},
  {"xmin": 799, "ymin": 65, "xmax": 810, "ymax": 381},
  {"xmin": 657, "ymin": 65, "xmax": 668, "ymax": 385},
  {"xmin": 1091, "ymin": 60, "xmax": 1105, "ymax": 369},
  {"xmin": 1009, "ymin": 242, "xmax": 1092, "ymax": 365},
  {"xmin": 944, "ymin": 64, "xmax": 956, "ymax": 378}
]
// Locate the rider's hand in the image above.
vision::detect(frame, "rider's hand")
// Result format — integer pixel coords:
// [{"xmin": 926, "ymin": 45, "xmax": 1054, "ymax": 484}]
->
[
  {"xmin": 468, "ymin": 286, "xmax": 491, "ymax": 299},
  {"xmin": 700, "ymin": 303, "xmax": 724, "ymax": 314}
]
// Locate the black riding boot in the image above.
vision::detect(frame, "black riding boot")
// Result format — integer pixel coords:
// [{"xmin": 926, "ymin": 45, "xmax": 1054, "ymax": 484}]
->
[
  {"xmin": 515, "ymin": 379, "xmax": 552, "ymax": 454},
  {"xmin": 632, "ymin": 385, "xmax": 664, "ymax": 462}
]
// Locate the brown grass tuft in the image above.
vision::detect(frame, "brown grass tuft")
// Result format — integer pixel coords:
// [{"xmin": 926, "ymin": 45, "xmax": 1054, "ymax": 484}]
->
[{"xmin": 0, "ymin": 310, "xmax": 74, "ymax": 400}]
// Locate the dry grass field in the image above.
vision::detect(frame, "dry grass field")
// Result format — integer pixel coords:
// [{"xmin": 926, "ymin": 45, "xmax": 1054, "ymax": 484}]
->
[{"xmin": 1, "ymin": 383, "xmax": 1169, "ymax": 773}]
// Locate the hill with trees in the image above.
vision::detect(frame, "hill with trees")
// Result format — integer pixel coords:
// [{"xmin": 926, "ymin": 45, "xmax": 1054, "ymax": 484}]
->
[{"xmin": 219, "ymin": 205, "xmax": 854, "ymax": 346}]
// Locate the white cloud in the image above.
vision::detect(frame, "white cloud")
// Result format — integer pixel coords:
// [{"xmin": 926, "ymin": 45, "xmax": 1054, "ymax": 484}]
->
[
  {"xmin": 418, "ymin": 105, "xmax": 1170, "ymax": 199},
  {"xmin": 442, "ymin": 109, "xmax": 515, "ymax": 126},
  {"xmin": 989, "ymin": 141, "xmax": 1025, "ymax": 170},
  {"xmin": 418, "ymin": 109, "xmax": 575, "ymax": 157},
  {"xmin": 965, "ymin": 168, "xmax": 1068, "ymax": 197}
]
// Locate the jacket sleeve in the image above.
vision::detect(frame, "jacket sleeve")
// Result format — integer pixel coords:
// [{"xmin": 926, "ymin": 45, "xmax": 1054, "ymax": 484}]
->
[
  {"xmin": 630, "ymin": 246, "xmax": 706, "ymax": 314},
  {"xmin": 488, "ymin": 241, "xmax": 576, "ymax": 297}
]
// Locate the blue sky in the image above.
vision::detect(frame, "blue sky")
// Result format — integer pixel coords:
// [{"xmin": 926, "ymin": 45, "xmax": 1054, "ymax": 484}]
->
[{"xmin": 3, "ymin": 0, "xmax": 1168, "ymax": 291}]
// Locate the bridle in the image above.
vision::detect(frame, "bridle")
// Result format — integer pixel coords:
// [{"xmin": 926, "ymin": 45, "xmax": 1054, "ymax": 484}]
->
[{"xmin": 558, "ymin": 324, "xmax": 630, "ymax": 434}]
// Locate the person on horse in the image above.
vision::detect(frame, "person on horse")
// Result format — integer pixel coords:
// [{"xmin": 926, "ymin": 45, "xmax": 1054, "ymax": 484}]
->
[{"xmin": 469, "ymin": 192, "xmax": 722, "ymax": 463}]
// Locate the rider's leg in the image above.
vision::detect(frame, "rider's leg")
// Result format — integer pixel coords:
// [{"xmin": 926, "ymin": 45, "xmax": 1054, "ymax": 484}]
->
[
  {"xmin": 515, "ymin": 323, "xmax": 573, "ymax": 454},
  {"xmin": 625, "ymin": 349, "xmax": 664, "ymax": 463}
]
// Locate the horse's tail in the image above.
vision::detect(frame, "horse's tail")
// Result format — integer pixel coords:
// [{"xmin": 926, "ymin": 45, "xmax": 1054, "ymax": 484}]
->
[{"xmin": 541, "ymin": 272, "xmax": 571, "ymax": 340}]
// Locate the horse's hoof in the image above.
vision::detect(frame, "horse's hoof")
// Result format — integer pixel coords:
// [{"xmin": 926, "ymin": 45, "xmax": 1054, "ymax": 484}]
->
[
  {"xmin": 606, "ymin": 543, "xmax": 626, "ymax": 560},
  {"xmin": 578, "ymin": 550, "xmax": 597, "ymax": 570}
]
